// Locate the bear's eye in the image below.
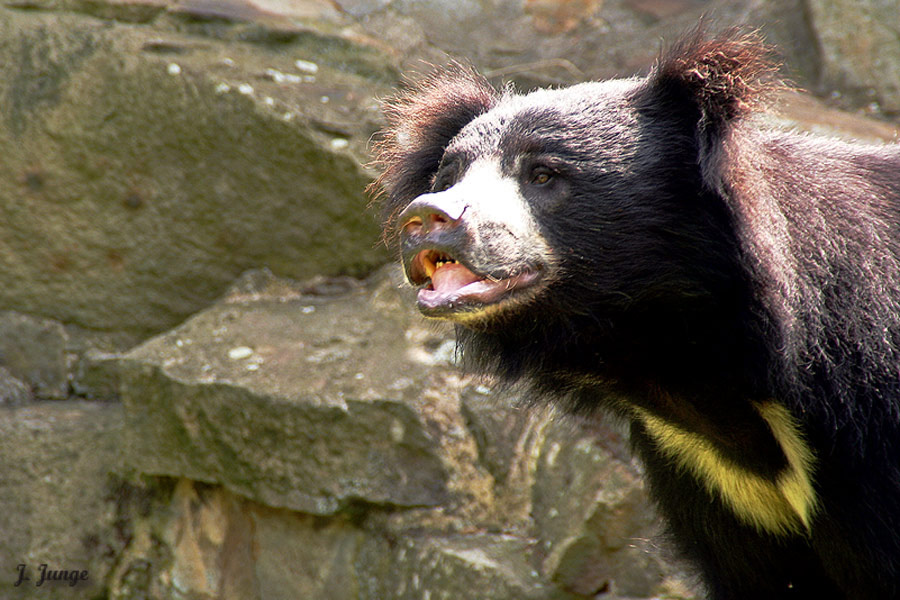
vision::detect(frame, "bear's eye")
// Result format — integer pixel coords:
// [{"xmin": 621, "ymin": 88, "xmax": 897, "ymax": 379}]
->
[
  {"xmin": 432, "ymin": 174, "xmax": 454, "ymax": 193},
  {"xmin": 529, "ymin": 167, "xmax": 555, "ymax": 186},
  {"xmin": 432, "ymin": 160, "xmax": 460, "ymax": 192}
]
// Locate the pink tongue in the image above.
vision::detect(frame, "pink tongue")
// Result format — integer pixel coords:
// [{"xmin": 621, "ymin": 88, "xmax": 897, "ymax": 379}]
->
[{"xmin": 431, "ymin": 263, "xmax": 482, "ymax": 293}]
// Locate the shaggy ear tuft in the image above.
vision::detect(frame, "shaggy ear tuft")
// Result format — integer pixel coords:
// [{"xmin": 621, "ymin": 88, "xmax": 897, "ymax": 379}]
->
[
  {"xmin": 369, "ymin": 63, "xmax": 499, "ymax": 242},
  {"xmin": 648, "ymin": 26, "xmax": 783, "ymax": 127}
]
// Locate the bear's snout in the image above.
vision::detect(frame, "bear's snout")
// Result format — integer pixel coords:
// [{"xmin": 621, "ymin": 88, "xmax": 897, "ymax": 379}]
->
[
  {"xmin": 398, "ymin": 191, "xmax": 471, "ymax": 280},
  {"xmin": 398, "ymin": 192, "xmax": 467, "ymax": 238}
]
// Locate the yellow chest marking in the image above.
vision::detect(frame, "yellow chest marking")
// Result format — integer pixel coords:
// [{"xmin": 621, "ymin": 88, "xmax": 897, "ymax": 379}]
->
[{"xmin": 634, "ymin": 401, "xmax": 818, "ymax": 536}]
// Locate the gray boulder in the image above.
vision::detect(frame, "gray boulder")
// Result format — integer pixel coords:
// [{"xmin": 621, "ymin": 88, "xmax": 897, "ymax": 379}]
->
[{"xmin": 0, "ymin": 6, "xmax": 389, "ymax": 336}]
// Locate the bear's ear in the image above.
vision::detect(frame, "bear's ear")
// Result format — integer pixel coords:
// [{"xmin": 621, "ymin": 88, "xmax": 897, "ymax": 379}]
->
[
  {"xmin": 370, "ymin": 63, "xmax": 499, "ymax": 237},
  {"xmin": 642, "ymin": 26, "xmax": 782, "ymax": 137}
]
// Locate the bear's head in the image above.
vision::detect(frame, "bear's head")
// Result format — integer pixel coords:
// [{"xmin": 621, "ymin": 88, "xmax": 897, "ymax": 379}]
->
[{"xmin": 372, "ymin": 28, "xmax": 781, "ymax": 389}]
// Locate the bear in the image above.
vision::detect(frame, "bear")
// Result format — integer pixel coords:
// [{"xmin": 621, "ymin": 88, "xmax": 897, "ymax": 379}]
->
[{"xmin": 371, "ymin": 27, "xmax": 900, "ymax": 600}]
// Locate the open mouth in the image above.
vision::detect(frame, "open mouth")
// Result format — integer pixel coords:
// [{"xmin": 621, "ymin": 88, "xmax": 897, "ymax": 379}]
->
[{"xmin": 407, "ymin": 249, "xmax": 541, "ymax": 316}]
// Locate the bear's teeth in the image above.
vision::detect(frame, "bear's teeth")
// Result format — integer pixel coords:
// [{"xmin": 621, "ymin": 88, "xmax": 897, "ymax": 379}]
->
[
  {"xmin": 434, "ymin": 258, "xmax": 457, "ymax": 270},
  {"xmin": 424, "ymin": 255, "xmax": 459, "ymax": 281}
]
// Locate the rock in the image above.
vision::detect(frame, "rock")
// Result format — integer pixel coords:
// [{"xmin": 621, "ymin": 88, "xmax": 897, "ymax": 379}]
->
[
  {"xmin": 0, "ymin": 5, "xmax": 390, "ymax": 336},
  {"xmin": 111, "ymin": 478, "xmax": 583, "ymax": 600},
  {"xmin": 250, "ymin": 498, "xmax": 364, "ymax": 600},
  {"xmin": 70, "ymin": 349, "xmax": 122, "ymax": 401},
  {"xmin": 0, "ymin": 401, "xmax": 127, "ymax": 599},
  {"xmin": 358, "ymin": 0, "xmax": 816, "ymax": 89},
  {"xmin": 115, "ymin": 267, "xmax": 696, "ymax": 598},
  {"xmin": 0, "ymin": 310, "xmax": 143, "ymax": 403},
  {"xmin": 118, "ymin": 267, "xmax": 466, "ymax": 514},
  {"xmin": 334, "ymin": 0, "xmax": 393, "ymax": 17},
  {"xmin": 531, "ymin": 417, "xmax": 694, "ymax": 598},
  {"xmin": 460, "ymin": 384, "xmax": 534, "ymax": 487},
  {"xmin": 357, "ymin": 533, "xmax": 580, "ymax": 600},
  {"xmin": 772, "ymin": 91, "xmax": 900, "ymax": 144},
  {"xmin": 0, "ymin": 311, "xmax": 69, "ymax": 400},
  {"xmin": 0, "ymin": 366, "xmax": 33, "ymax": 405},
  {"xmin": 104, "ymin": 479, "xmax": 365, "ymax": 600},
  {"xmin": 806, "ymin": 0, "xmax": 900, "ymax": 116},
  {"xmin": 352, "ymin": 0, "xmax": 900, "ymax": 126}
]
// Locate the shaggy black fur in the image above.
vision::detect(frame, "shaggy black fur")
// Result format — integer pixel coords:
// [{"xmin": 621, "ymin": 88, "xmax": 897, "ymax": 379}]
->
[{"xmin": 372, "ymin": 27, "xmax": 900, "ymax": 599}]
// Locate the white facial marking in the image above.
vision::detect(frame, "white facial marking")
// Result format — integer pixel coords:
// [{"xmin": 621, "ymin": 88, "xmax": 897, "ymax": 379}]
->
[{"xmin": 452, "ymin": 159, "xmax": 539, "ymax": 247}]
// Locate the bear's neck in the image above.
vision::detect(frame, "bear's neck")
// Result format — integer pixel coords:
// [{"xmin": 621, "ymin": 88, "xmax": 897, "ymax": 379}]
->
[{"xmin": 456, "ymin": 294, "xmax": 771, "ymax": 415}]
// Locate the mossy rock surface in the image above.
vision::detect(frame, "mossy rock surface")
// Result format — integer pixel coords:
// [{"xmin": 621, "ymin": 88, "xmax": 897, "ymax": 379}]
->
[{"xmin": 0, "ymin": 6, "xmax": 389, "ymax": 336}]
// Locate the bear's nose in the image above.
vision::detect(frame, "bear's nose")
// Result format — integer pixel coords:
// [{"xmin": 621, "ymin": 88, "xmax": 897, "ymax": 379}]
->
[{"xmin": 398, "ymin": 193, "xmax": 466, "ymax": 237}]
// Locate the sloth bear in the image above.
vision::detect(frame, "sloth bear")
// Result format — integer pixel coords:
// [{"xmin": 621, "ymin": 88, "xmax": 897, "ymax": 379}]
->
[{"xmin": 372, "ymin": 28, "xmax": 900, "ymax": 599}]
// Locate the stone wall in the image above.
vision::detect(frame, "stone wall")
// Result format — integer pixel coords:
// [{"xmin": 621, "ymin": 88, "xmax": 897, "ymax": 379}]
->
[{"xmin": 0, "ymin": 1, "xmax": 898, "ymax": 599}]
